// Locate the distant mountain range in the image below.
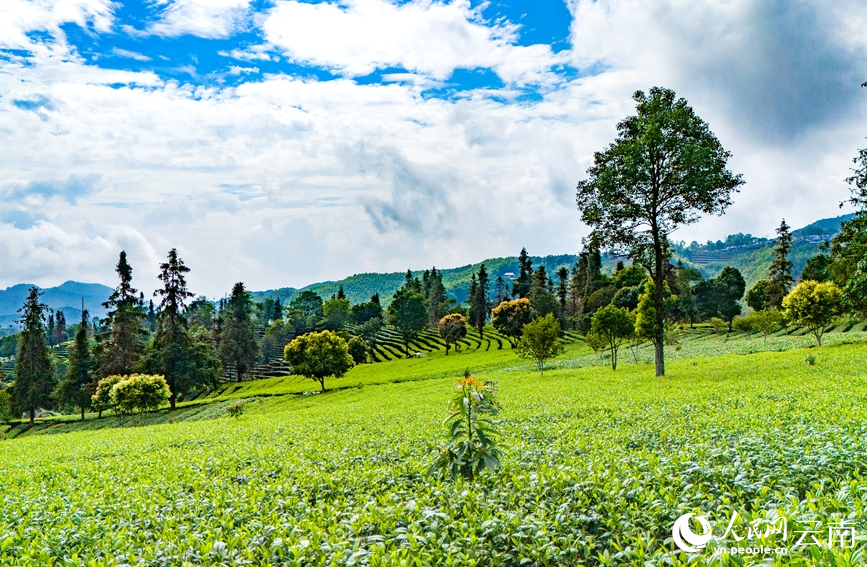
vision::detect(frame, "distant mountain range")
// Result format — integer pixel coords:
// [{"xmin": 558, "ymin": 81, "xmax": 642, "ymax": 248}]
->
[
  {"xmin": 0, "ymin": 213, "xmax": 855, "ymax": 334},
  {"xmin": 0, "ymin": 281, "xmax": 112, "ymax": 333}
]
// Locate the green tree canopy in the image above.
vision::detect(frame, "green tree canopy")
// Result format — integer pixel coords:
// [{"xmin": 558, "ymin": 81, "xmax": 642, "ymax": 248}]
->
[
  {"xmin": 588, "ymin": 305, "xmax": 635, "ymax": 370},
  {"xmin": 518, "ymin": 313, "xmax": 563, "ymax": 374},
  {"xmin": 576, "ymin": 87, "xmax": 744, "ymax": 376},
  {"xmin": 783, "ymin": 280, "xmax": 842, "ymax": 347},
  {"xmin": 284, "ymin": 330, "xmax": 354, "ymax": 391}
]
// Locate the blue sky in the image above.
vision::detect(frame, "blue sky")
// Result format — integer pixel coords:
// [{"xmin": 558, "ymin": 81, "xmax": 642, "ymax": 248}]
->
[{"xmin": 0, "ymin": 0, "xmax": 865, "ymax": 296}]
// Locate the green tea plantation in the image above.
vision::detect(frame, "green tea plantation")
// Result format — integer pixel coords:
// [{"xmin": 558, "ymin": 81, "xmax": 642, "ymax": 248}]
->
[{"xmin": 3, "ymin": 331, "xmax": 867, "ymax": 566}]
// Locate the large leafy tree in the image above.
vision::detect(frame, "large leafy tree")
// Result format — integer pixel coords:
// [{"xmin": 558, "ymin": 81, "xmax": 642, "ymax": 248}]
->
[
  {"xmin": 284, "ymin": 330, "xmax": 353, "ymax": 391},
  {"xmin": 576, "ymin": 87, "xmax": 743, "ymax": 376},
  {"xmin": 13, "ymin": 288, "xmax": 54, "ymax": 425},
  {"xmin": 828, "ymin": 142, "xmax": 867, "ymax": 314},
  {"xmin": 99, "ymin": 251, "xmax": 146, "ymax": 377},
  {"xmin": 53, "ymin": 308, "xmax": 93, "ymax": 420},
  {"xmin": 219, "ymin": 282, "xmax": 260, "ymax": 382}
]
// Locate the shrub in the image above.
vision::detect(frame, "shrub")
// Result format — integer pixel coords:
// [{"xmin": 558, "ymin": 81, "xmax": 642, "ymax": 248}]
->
[
  {"xmin": 783, "ymin": 280, "xmax": 843, "ymax": 347},
  {"xmin": 438, "ymin": 313, "xmax": 467, "ymax": 355},
  {"xmin": 518, "ymin": 314, "xmax": 564, "ymax": 374},
  {"xmin": 110, "ymin": 374, "xmax": 171, "ymax": 414},
  {"xmin": 428, "ymin": 372, "xmax": 501, "ymax": 482},
  {"xmin": 733, "ymin": 309, "xmax": 785, "ymax": 342},
  {"xmin": 347, "ymin": 336, "xmax": 368, "ymax": 364},
  {"xmin": 227, "ymin": 400, "xmax": 245, "ymax": 418},
  {"xmin": 710, "ymin": 317, "xmax": 727, "ymax": 336},
  {"xmin": 91, "ymin": 375, "xmax": 125, "ymax": 417},
  {"xmin": 284, "ymin": 330, "xmax": 354, "ymax": 392}
]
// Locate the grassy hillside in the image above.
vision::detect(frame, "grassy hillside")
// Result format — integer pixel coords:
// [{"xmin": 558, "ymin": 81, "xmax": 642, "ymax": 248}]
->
[{"xmin": 2, "ymin": 328, "xmax": 867, "ymax": 565}]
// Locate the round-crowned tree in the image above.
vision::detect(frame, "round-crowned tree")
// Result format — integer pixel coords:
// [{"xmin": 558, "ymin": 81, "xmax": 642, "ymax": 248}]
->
[
  {"xmin": 284, "ymin": 330, "xmax": 354, "ymax": 392},
  {"xmin": 110, "ymin": 374, "xmax": 171, "ymax": 414},
  {"xmin": 783, "ymin": 280, "xmax": 842, "ymax": 347},
  {"xmin": 588, "ymin": 305, "xmax": 635, "ymax": 370},
  {"xmin": 438, "ymin": 313, "xmax": 467, "ymax": 355},
  {"xmin": 491, "ymin": 298, "xmax": 533, "ymax": 347}
]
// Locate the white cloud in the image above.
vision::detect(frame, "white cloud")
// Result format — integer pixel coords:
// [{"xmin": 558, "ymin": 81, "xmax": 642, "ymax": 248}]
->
[
  {"xmin": 0, "ymin": 0, "xmax": 115, "ymax": 50},
  {"xmin": 262, "ymin": 0, "xmax": 567, "ymax": 85},
  {"xmin": 148, "ymin": 0, "xmax": 252, "ymax": 38},
  {"xmin": 218, "ymin": 47, "xmax": 275, "ymax": 62},
  {"xmin": 112, "ymin": 48, "xmax": 151, "ymax": 61},
  {"xmin": 0, "ymin": 0, "xmax": 865, "ymax": 297}
]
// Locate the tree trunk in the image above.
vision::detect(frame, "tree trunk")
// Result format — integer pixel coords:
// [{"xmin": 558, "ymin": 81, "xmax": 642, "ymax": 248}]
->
[
  {"xmin": 445, "ymin": 342, "xmax": 450, "ymax": 355},
  {"xmin": 815, "ymin": 331, "xmax": 822, "ymax": 347},
  {"xmin": 319, "ymin": 377, "xmax": 326, "ymax": 392},
  {"xmin": 29, "ymin": 409, "xmax": 34, "ymax": 426},
  {"xmin": 652, "ymin": 225, "xmax": 666, "ymax": 377},
  {"xmin": 80, "ymin": 407, "xmax": 85, "ymax": 421},
  {"xmin": 170, "ymin": 393, "xmax": 176, "ymax": 410},
  {"xmin": 236, "ymin": 365, "xmax": 243, "ymax": 383},
  {"xmin": 611, "ymin": 346, "xmax": 617, "ymax": 370}
]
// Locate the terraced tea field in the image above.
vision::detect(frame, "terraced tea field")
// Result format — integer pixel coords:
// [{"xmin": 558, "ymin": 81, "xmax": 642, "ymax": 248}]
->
[{"xmin": 3, "ymin": 332, "xmax": 867, "ymax": 566}]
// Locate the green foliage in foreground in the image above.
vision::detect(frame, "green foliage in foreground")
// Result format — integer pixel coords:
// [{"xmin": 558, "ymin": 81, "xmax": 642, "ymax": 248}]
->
[{"xmin": 2, "ymin": 338, "xmax": 867, "ymax": 565}]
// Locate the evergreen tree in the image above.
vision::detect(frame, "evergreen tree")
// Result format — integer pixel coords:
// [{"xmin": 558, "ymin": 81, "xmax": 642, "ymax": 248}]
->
[
  {"xmin": 529, "ymin": 266, "xmax": 560, "ymax": 320},
  {"xmin": 151, "ymin": 249, "xmax": 195, "ymax": 409},
  {"xmin": 99, "ymin": 251, "xmax": 145, "ymax": 378},
  {"xmin": 512, "ymin": 248, "xmax": 533, "ymax": 298},
  {"xmin": 219, "ymin": 283, "xmax": 260, "ymax": 382},
  {"xmin": 146, "ymin": 301, "xmax": 157, "ymax": 333},
  {"xmin": 493, "ymin": 276, "xmax": 508, "ymax": 306},
  {"xmin": 337, "ymin": 286, "xmax": 346, "ymax": 300},
  {"xmin": 765, "ymin": 219, "xmax": 794, "ymax": 309},
  {"xmin": 54, "ymin": 308, "xmax": 92, "ymax": 420},
  {"xmin": 556, "ymin": 267, "xmax": 568, "ymax": 310},
  {"xmin": 13, "ymin": 288, "xmax": 54, "ymax": 425},
  {"xmin": 426, "ymin": 267, "xmax": 446, "ymax": 326},
  {"xmin": 53, "ymin": 311, "xmax": 67, "ymax": 345},
  {"xmin": 273, "ymin": 297, "xmax": 283, "ymax": 320},
  {"xmin": 47, "ymin": 311, "xmax": 56, "ymax": 346},
  {"xmin": 469, "ymin": 265, "xmax": 490, "ymax": 337},
  {"xmin": 388, "ymin": 289, "xmax": 428, "ymax": 356}
]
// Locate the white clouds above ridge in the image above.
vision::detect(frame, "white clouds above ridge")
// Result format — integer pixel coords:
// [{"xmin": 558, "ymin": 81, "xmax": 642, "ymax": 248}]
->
[{"xmin": 0, "ymin": 0, "xmax": 864, "ymax": 296}]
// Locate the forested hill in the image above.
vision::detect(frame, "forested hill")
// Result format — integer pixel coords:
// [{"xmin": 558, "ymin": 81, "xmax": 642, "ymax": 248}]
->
[
  {"xmin": 254, "ymin": 254, "xmax": 584, "ymax": 306},
  {"xmin": 256, "ymin": 213, "xmax": 855, "ymax": 306}
]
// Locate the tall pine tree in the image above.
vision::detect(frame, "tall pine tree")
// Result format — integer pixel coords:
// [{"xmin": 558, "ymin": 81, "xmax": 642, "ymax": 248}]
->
[
  {"xmin": 512, "ymin": 248, "xmax": 533, "ymax": 298},
  {"xmin": 54, "ymin": 307, "xmax": 92, "ymax": 420},
  {"xmin": 765, "ymin": 219, "xmax": 793, "ymax": 309},
  {"xmin": 219, "ymin": 282, "xmax": 260, "ymax": 382},
  {"xmin": 14, "ymin": 288, "xmax": 54, "ymax": 426},
  {"xmin": 99, "ymin": 251, "xmax": 145, "ymax": 377},
  {"xmin": 152, "ymin": 249, "xmax": 195, "ymax": 409}
]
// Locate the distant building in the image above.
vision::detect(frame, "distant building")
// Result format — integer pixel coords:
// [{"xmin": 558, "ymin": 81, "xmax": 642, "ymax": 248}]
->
[{"xmin": 502, "ymin": 272, "xmax": 516, "ymax": 279}]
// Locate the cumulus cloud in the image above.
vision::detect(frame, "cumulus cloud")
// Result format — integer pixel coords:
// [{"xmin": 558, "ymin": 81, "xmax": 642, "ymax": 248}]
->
[
  {"xmin": 148, "ymin": 0, "xmax": 252, "ymax": 38},
  {"xmin": 262, "ymin": 0, "xmax": 567, "ymax": 84},
  {"xmin": 0, "ymin": 0, "xmax": 115, "ymax": 50},
  {"xmin": 569, "ymin": 0, "xmax": 867, "ymax": 142},
  {"xmin": 0, "ymin": 0, "xmax": 864, "ymax": 296},
  {"xmin": 112, "ymin": 48, "xmax": 151, "ymax": 61}
]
